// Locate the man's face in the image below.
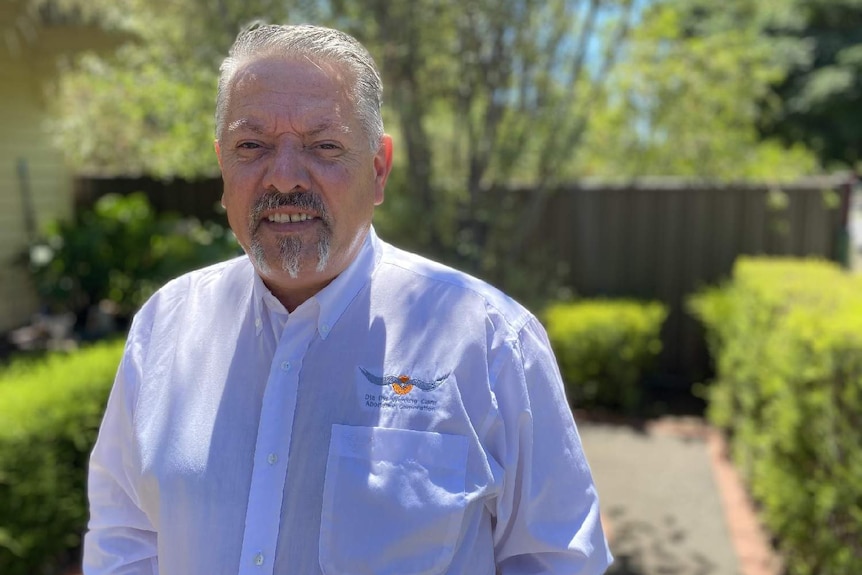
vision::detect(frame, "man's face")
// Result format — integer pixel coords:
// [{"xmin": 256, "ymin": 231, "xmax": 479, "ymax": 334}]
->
[{"xmin": 216, "ymin": 56, "xmax": 392, "ymax": 309}]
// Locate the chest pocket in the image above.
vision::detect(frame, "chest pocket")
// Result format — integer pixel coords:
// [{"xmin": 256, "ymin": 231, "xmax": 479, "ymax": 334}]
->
[{"xmin": 319, "ymin": 425, "xmax": 468, "ymax": 575}]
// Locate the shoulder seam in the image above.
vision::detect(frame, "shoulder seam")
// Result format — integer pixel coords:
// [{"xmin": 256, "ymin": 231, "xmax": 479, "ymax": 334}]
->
[{"xmin": 377, "ymin": 256, "xmax": 534, "ymax": 333}]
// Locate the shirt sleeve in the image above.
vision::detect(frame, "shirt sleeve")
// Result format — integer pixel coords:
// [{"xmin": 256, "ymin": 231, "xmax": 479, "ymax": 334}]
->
[
  {"xmin": 490, "ymin": 316, "xmax": 612, "ymax": 574},
  {"xmin": 83, "ymin": 318, "xmax": 159, "ymax": 575}
]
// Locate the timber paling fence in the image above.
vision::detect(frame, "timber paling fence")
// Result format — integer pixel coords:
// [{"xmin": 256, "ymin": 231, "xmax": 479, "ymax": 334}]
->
[{"xmin": 76, "ymin": 175, "xmax": 855, "ymax": 388}]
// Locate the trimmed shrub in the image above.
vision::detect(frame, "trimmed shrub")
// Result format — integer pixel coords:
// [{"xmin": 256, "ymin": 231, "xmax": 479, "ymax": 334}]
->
[
  {"xmin": 0, "ymin": 340, "xmax": 124, "ymax": 575},
  {"xmin": 689, "ymin": 257, "xmax": 862, "ymax": 575},
  {"xmin": 544, "ymin": 299, "xmax": 667, "ymax": 412},
  {"xmin": 29, "ymin": 192, "xmax": 239, "ymax": 323}
]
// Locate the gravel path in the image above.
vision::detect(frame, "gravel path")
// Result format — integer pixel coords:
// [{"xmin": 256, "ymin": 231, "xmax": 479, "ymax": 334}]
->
[{"xmin": 579, "ymin": 419, "xmax": 743, "ymax": 575}]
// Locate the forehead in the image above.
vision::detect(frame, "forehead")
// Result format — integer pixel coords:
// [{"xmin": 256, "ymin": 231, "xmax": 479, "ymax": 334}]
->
[{"xmin": 225, "ymin": 55, "xmax": 357, "ymax": 134}]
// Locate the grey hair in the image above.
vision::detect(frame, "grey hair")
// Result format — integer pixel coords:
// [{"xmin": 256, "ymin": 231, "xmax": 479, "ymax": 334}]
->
[{"xmin": 215, "ymin": 23, "xmax": 384, "ymax": 150}]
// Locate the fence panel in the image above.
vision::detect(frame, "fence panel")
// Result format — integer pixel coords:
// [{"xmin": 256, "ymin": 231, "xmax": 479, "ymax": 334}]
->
[
  {"xmin": 74, "ymin": 176, "xmax": 225, "ymax": 223},
  {"xmin": 512, "ymin": 178, "xmax": 851, "ymax": 385}
]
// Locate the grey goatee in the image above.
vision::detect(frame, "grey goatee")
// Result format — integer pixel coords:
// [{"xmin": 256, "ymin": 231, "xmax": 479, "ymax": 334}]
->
[{"xmin": 248, "ymin": 191, "xmax": 331, "ymax": 276}]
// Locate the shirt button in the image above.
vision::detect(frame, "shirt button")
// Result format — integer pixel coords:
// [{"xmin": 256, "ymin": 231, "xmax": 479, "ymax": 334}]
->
[
  {"xmin": 255, "ymin": 317, "xmax": 262, "ymax": 328},
  {"xmin": 267, "ymin": 453, "xmax": 278, "ymax": 465},
  {"xmin": 321, "ymin": 323, "xmax": 330, "ymax": 333},
  {"xmin": 254, "ymin": 552, "xmax": 264, "ymax": 566},
  {"xmin": 280, "ymin": 361, "xmax": 290, "ymax": 371}
]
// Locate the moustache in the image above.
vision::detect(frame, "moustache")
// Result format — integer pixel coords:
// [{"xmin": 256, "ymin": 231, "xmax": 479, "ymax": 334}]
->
[{"xmin": 250, "ymin": 191, "xmax": 329, "ymax": 227}]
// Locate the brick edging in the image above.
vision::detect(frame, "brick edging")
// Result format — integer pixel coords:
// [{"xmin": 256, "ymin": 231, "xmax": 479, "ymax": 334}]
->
[
  {"xmin": 705, "ymin": 428, "xmax": 784, "ymax": 575},
  {"xmin": 588, "ymin": 413, "xmax": 785, "ymax": 575}
]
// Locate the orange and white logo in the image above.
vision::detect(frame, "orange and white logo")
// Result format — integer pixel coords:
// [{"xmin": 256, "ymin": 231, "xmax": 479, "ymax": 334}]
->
[{"xmin": 359, "ymin": 367, "xmax": 449, "ymax": 396}]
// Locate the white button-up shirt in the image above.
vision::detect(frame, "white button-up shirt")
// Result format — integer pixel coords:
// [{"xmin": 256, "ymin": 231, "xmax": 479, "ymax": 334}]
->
[{"xmin": 83, "ymin": 227, "xmax": 611, "ymax": 575}]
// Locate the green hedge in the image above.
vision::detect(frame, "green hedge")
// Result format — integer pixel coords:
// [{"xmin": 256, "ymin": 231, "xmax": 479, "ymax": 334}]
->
[
  {"xmin": 544, "ymin": 299, "xmax": 667, "ymax": 412},
  {"xmin": 690, "ymin": 257, "xmax": 862, "ymax": 575},
  {"xmin": 0, "ymin": 340, "xmax": 124, "ymax": 575}
]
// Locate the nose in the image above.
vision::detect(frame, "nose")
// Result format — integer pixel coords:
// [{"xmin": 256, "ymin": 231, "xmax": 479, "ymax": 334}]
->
[{"xmin": 262, "ymin": 143, "xmax": 311, "ymax": 193}]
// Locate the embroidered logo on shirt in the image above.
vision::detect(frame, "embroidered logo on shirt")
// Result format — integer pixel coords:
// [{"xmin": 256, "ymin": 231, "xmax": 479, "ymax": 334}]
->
[{"xmin": 359, "ymin": 367, "xmax": 449, "ymax": 396}]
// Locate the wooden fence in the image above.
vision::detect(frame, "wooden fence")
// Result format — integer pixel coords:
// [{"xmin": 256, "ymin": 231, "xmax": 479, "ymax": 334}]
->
[
  {"xmin": 507, "ymin": 176, "xmax": 854, "ymax": 386},
  {"xmin": 75, "ymin": 175, "xmax": 855, "ymax": 387},
  {"xmin": 74, "ymin": 176, "xmax": 225, "ymax": 223}
]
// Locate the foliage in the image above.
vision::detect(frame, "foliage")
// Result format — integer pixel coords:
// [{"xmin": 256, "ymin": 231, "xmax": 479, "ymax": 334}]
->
[
  {"xmin": 544, "ymin": 299, "xmax": 667, "ymax": 413},
  {"xmin": 312, "ymin": 0, "xmax": 642, "ymax": 275},
  {"xmin": 48, "ymin": 0, "xmax": 643, "ymax": 267},
  {"xmin": 653, "ymin": 0, "xmax": 862, "ymax": 171},
  {"xmin": 30, "ymin": 192, "xmax": 239, "ymax": 321},
  {"xmin": 3, "ymin": 0, "xmax": 128, "ymax": 46},
  {"xmin": 43, "ymin": 0, "xmax": 844, "ymax": 309},
  {"xmin": 48, "ymin": 0, "xmax": 293, "ymax": 179},
  {"xmin": 689, "ymin": 257, "xmax": 862, "ymax": 574},
  {"xmin": 46, "ymin": 0, "xmax": 833, "ymax": 295},
  {"xmin": 757, "ymin": 0, "xmax": 862, "ymax": 170},
  {"xmin": 575, "ymin": 0, "xmax": 820, "ymax": 179},
  {"xmin": 0, "ymin": 340, "xmax": 125, "ymax": 575},
  {"xmin": 52, "ymin": 51, "xmax": 219, "ymax": 179}
]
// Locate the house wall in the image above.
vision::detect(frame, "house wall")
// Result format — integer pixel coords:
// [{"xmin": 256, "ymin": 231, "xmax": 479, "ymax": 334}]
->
[{"xmin": 0, "ymin": 39, "xmax": 74, "ymax": 332}]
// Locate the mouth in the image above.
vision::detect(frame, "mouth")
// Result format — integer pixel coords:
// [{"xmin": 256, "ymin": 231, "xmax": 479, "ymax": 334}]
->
[
  {"xmin": 250, "ymin": 190, "xmax": 329, "ymax": 234},
  {"xmin": 256, "ymin": 212, "xmax": 323, "ymax": 236},
  {"xmin": 264, "ymin": 212, "xmax": 320, "ymax": 224}
]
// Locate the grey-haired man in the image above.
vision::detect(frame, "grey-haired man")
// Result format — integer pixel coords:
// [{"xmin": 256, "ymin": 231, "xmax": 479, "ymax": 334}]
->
[{"xmin": 84, "ymin": 24, "xmax": 612, "ymax": 575}]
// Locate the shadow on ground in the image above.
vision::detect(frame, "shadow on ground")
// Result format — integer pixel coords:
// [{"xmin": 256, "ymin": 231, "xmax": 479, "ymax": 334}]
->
[{"xmin": 606, "ymin": 506, "xmax": 720, "ymax": 575}]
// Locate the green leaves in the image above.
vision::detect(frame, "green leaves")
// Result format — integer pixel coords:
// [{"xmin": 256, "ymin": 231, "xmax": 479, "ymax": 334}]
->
[
  {"xmin": 758, "ymin": 0, "xmax": 862, "ymax": 168},
  {"xmin": 29, "ymin": 192, "xmax": 239, "ymax": 319},
  {"xmin": 47, "ymin": 0, "xmax": 293, "ymax": 178},
  {"xmin": 689, "ymin": 258, "xmax": 862, "ymax": 574},
  {"xmin": 47, "ymin": 0, "xmax": 843, "ymax": 184},
  {"xmin": 575, "ymin": 0, "xmax": 820, "ymax": 179},
  {"xmin": 544, "ymin": 299, "xmax": 667, "ymax": 413},
  {"xmin": 51, "ymin": 49, "xmax": 219, "ymax": 179},
  {"xmin": 0, "ymin": 340, "xmax": 125, "ymax": 574}
]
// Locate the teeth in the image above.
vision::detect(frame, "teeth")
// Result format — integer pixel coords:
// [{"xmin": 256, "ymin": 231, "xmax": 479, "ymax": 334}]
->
[{"xmin": 267, "ymin": 213, "xmax": 312, "ymax": 223}]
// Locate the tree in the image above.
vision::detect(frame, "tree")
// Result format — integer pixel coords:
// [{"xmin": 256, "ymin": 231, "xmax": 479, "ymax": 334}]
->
[
  {"xmin": 641, "ymin": 0, "xmax": 861, "ymax": 172},
  {"xmin": 48, "ymin": 0, "xmax": 293, "ymax": 179},
  {"xmin": 574, "ymin": 0, "xmax": 820, "ymax": 179},
  {"xmin": 48, "ymin": 0, "xmax": 826, "ymax": 298},
  {"xmin": 307, "ymin": 0, "xmax": 641, "ymax": 279},
  {"xmin": 757, "ymin": 0, "xmax": 862, "ymax": 170},
  {"xmin": 54, "ymin": 0, "xmax": 643, "ymax": 280}
]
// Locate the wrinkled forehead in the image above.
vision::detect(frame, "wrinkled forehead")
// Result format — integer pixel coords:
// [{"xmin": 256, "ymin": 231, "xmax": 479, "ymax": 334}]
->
[
  {"xmin": 223, "ymin": 55, "xmax": 359, "ymax": 137},
  {"xmin": 230, "ymin": 53, "xmax": 355, "ymax": 103}
]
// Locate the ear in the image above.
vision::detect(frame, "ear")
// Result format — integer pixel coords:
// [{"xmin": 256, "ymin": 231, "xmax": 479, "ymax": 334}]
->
[
  {"xmin": 372, "ymin": 134, "xmax": 393, "ymax": 206},
  {"xmin": 214, "ymin": 140, "xmax": 226, "ymax": 208},
  {"xmin": 214, "ymin": 140, "xmax": 224, "ymax": 171}
]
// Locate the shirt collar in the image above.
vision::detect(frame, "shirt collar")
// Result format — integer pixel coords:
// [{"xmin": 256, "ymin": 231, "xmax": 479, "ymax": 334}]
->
[{"xmin": 250, "ymin": 226, "xmax": 382, "ymax": 339}]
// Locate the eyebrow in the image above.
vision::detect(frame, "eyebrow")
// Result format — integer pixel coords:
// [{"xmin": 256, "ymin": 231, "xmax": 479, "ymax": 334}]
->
[
  {"xmin": 307, "ymin": 121, "xmax": 351, "ymax": 137},
  {"xmin": 227, "ymin": 118, "xmax": 352, "ymax": 137},
  {"xmin": 227, "ymin": 118, "xmax": 266, "ymax": 134}
]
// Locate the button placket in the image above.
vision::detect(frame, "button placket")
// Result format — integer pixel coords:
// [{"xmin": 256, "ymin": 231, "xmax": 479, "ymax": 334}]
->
[{"xmin": 238, "ymin": 303, "xmax": 316, "ymax": 575}]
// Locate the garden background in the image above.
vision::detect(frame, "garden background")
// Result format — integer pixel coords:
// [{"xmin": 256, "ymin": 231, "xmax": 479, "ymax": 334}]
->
[{"xmin": 1, "ymin": 0, "xmax": 861, "ymax": 573}]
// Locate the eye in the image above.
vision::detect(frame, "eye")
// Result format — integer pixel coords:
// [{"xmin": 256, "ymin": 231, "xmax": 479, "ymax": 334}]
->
[
  {"xmin": 317, "ymin": 142, "xmax": 340, "ymax": 150},
  {"xmin": 238, "ymin": 142, "xmax": 262, "ymax": 150}
]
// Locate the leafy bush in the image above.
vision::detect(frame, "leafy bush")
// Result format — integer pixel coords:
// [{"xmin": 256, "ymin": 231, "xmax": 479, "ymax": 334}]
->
[
  {"xmin": 30, "ymin": 192, "xmax": 239, "ymax": 322},
  {"xmin": 544, "ymin": 299, "xmax": 667, "ymax": 412},
  {"xmin": 689, "ymin": 257, "xmax": 862, "ymax": 575},
  {"xmin": 0, "ymin": 340, "xmax": 124, "ymax": 575}
]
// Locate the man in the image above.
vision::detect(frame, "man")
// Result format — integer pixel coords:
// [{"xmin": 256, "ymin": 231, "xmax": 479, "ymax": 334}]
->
[{"xmin": 83, "ymin": 23, "xmax": 612, "ymax": 575}]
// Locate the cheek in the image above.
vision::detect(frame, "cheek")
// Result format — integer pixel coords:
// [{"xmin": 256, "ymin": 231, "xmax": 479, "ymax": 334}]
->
[
  {"xmin": 221, "ymin": 189, "xmax": 240, "ymax": 218},
  {"xmin": 221, "ymin": 186, "xmax": 253, "ymax": 240}
]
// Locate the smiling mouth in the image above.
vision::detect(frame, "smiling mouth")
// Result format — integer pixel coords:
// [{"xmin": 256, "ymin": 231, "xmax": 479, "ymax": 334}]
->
[{"xmin": 266, "ymin": 213, "xmax": 319, "ymax": 223}]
